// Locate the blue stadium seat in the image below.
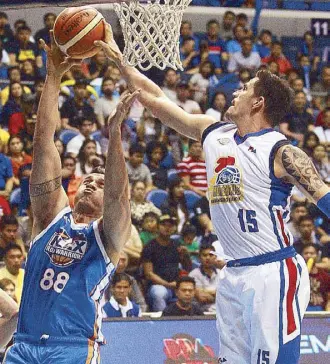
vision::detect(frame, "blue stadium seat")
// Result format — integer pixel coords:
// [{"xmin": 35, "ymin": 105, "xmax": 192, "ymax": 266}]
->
[
  {"xmin": 184, "ymin": 190, "xmax": 201, "ymax": 213},
  {"xmin": 282, "ymin": 1, "xmax": 309, "ymax": 10},
  {"xmin": 91, "ymin": 130, "xmax": 102, "ymax": 143},
  {"xmin": 167, "ymin": 169, "xmax": 179, "ymax": 182},
  {"xmin": 311, "ymin": 3, "xmax": 330, "ymax": 11},
  {"xmin": 146, "ymin": 189, "xmax": 169, "ymax": 209},
  {"xmin": 281, "ymin": 36, "xmax": 304, "ymax": 66},
  {"xmin": 59, "ymin": 129, "xmax": 79, "ymax": 145}
]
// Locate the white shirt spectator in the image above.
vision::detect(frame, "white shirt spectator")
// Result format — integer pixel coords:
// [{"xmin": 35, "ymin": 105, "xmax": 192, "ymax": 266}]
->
[
  {"xmin": 94, "ymin": 96, "xmax": 119, "ymax": 122},
  {"xmin": 189, "ymin": 73, "xmax": 218, "ymax": 104},
  {"xmin": 313, "ymin": 126, "xmax": 330, "ymax": 144},
  {"xmin": 205, "ymin": 108, "xmax": 222, "ymax": 122},
  {"xmin": 228, "ymin": 51, "xmax": 261, "ymax": 73},
  {"xmin": 66, "ymin": 134, "xmax": 101, "ymax": 156},
  {"xmin": 177, "ymin": 99, "xmax": 201, "ymax": 114},
  {"xmin": 0, "ymin": 49, "xmax": 10, "ymax": 65}
]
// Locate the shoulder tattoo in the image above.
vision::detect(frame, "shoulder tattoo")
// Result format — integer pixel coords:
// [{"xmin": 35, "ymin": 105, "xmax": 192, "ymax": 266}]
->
[
  {"xmin": 30, "ymin": 176, "xmax": 62, "ymax": 197},
  {"xmin": 281, "ymin": 145, "xmax": 324, "ymax": 197}
]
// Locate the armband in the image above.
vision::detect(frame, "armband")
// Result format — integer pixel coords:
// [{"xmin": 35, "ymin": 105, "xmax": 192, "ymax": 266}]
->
[{"xmin": 317, "ymin": 192, "xmax": 330, "ymax": 218}]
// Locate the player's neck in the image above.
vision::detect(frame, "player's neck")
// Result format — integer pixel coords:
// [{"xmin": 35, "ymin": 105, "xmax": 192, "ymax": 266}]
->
[
  {"xmin": 72, "ymin": 211, "xmax": 99, "ymax": 224},
  {"xmin": 236, "ymin": 116, "xmax": 270, "ymax": 137}
]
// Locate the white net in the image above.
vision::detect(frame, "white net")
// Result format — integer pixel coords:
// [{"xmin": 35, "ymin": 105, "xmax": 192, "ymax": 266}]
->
[{"xmin": 113, "ymin": 0, "xmax": 191, "ymax": 71}]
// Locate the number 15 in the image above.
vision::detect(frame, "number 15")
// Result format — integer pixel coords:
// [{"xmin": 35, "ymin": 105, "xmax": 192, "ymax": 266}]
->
[{"xmin": 238, "ymin": 209, "xmax": 259, "ymax": 232}]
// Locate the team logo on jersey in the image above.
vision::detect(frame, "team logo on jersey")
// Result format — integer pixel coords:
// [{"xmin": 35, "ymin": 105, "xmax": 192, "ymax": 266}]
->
[
  {"xmin": 45, "ymin": 228, "xmax": 87, "ymax": 267},
  {"xmin": 217, "ymin": 138, "xmax": 230, "ymax": 145},
  {"xmin": 208, "ymin": 156, "xmax": 243, "ymax": 204}
]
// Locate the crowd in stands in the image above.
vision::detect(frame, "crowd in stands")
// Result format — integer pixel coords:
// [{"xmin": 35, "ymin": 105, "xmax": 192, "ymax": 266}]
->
[{"xmin": 0, "ymin": 1, "xmax": 329, "ymax": 332}]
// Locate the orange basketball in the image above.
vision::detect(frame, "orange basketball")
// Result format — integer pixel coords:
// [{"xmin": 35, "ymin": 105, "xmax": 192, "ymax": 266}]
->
[{"xmin": 53, "ymin": 6, "xmax": 105, "ymax": 59}]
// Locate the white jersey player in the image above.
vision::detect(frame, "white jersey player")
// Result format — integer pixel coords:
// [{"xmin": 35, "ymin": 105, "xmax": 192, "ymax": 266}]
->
[{"xmin": 97, "ymin": 24, "xmax": 330, "ymax": 364}]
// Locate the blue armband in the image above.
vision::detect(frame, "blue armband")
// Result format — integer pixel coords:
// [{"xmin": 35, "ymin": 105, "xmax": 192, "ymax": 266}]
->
[{"xmin": 317, "ymin": 192, "xmax": 330, "ymax": 218}]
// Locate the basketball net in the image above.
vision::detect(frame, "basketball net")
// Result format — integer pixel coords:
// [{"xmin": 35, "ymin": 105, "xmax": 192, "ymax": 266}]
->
[{"xmin": 114, "ymin": 0, "xmax": 191, "ymax": 71}]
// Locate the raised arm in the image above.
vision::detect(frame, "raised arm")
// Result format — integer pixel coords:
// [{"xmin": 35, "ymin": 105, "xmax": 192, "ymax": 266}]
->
[
  {"xmin": 95, "ymin": 24, "xmax": 215, "ymax": 141},
  {"xmin": 0, "ymin": 289, "xmax": 18, "ymax": 348},
  {"xmin": 102, "ymin": 91, "xmax": 140, "ymax": 265},
  {"xmin": 30, "ymin": 34, "xmax": 80, "ymax": 238},
  {"xmin": 275, "ymin": 144, "xmax": 330, "ymax": 217}
]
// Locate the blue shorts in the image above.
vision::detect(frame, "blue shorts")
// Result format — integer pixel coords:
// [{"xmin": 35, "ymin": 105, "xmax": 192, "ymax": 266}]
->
[{"xmin": 4, "ymin": 334, "xmax": 100, "ymax": 364}]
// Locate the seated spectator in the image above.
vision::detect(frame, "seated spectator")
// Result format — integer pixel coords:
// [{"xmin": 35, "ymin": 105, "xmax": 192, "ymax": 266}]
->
[
  {"xmin": 311, "ymin": 66, "xmax": 330, "ymax": 107},
  {"xmin": 293, "ymin": 216, "xmax": 322, "ymax": 254},
  {"xmin": 107, "ymin": 251, "xmax": 147, "ymax": 312},
  {"xmin": 93, "ymin": 76, "xmax": 118, "ymax": 129},
  {"xmin": 75, "ymin": 139, "xmax": 104, "ymax": 178},
  {"xmin": 291, "ymin": 77, "xmax": 312, "ymax": 103},
  {"xmin": 161, "ymin": 177, "xmax": 189, "ymax": 233},
  {"xmin": 162, "ymin": 276, "xmax": 203, "ymax": 316},
  {"xmin": 0, "ymin": 12, "xmax": 14, "ymax": 51},
  {"xmin": 219, "ymin": 11, "xmax": 236, "ymax": 41},
  {"xmin": 200, "ymin": 19, "xmax": 227, "ymax": 75},
  {"xmin": 18, "ymin": 113, "xmax": 35, "ymax": 156},
  {"xmin": 61, "ymin": 156, "xmax": 81, "ymax": 208},
  {"xmin": 189, "ymin": 244, "xmax": 221, "ymax": 312},
  {"xmin": 66, "ymin": 117, "xmax": 101, "ymax": 158},
  {"xmin": 146, "ymin": 141, "xmax": 168, "ymax": 190},
  {"xmin": 267, "ymin": 60, "xmax": 280, "ymax": 76},
  {"xmin": 189, "ymin": 61, "xmax": 218, "ymax": 106},
  {"xmin": 193, "ymin": 195, "xmax": 214, "ymax": 237},
  {"xmin": 301, "ymin": 244, "xmax": 330, "ymax": 311},
  {"xmin": 205, "ymin": 92, "xmax": 228, "ymax": 122},
  {"xmin": 312, "ymin": 144, "xmax": 330, "ymax": 182},
  {"xmin": 25, "ymin": 78, "xmax": 44, "ymax": 114},
  {"xmin": 296, "ymin": 55, "xmax": 318, "ymax": 92},
  {"xmin": 0, "ymin": 215, "xmax": 26, "ymax": 260},
  {"xmin": 102, "ymin": 273, "xmax": 141, "ymax": 318},
  {"xmin": 236, "ymin": 13, "xmax": 253, "ymax": 37},
  {"xmin": 177, "ymin": 139, "xmax": 207, "ymax": 197},
  {"xmin": 123, "ymin": 224, "xmax": 143, "ymax": 263},
  {"xmin": 314, "ymin": 108, "xmax": 330, "ymax": 148},
  {"xmin": 238, "ymin": 67, "xmax": 252, "ymax": 87},
  {"xmin": 0, "ymin": 243, "xmax": 24, "ymax": 304},
  {"xmin": 280, "ymin": 91, "xmax": 315, "ymax": 144},
  {"xmin": 136, "ymin": 108, "xmax": 162, "ymax": 145},
  {"xmin": 161, "ymin": 69, "xmax": 179, "ymax": 103},
  {"xmin": 20, "ymin": 59, "xmax": 38, "ymax": 82},
  {"xmin": 179, "ymin": 20, "xmax": 200, "ymax": 51},
  {"xmin": 86, "ymin": 49, "xmax": 109, "ymax": 80},
  {"xmin": 139, "ymin": 212, "xmax": 159, "ymax": 246},
  {"xmin": 60, "ymin": 80, "xmax": 95, "ymax": 132},
  {"xmin": 0, "ymin": 278, "xmax": 16, "ymax": 302},
  {"xmin": 141, "ymin": 214, "xmax": 192, "ymax": 311},
  {"xmin": 130, "ymin": 180, "xmax": 161, "ymax": 228},
  {"xmin": 177, "ymin": 223, "xmax": 199, "ymax": 256},
  {"xmin": 298, "ymin": 31, "xmax": 321, "ymax": 68},
  {"xmin": 8, "ymin": 135, "xmax": 32, "ymax": 188},
  {"xmin": 227, "ymin": 37, "xmax": 261, "ymax": 74},
  {"xmin": 256, "ymin": 29, "xmax": 272, "ymax": 58},
  {"xmin": 126, "ymin": 143, "xmax": 153, "ymax": 190},
  {"xmin": 301, "ymin": 131, "xmax": 320, "ymax": 157},
  {"xmin": 34, "ymin": 12, "xmax": 56, "ymax": 46},
  {"xmin": 175, "ymin": 80, "xmax": 201, "ymax": 114},
  {"xmin": 0, "ymin": 141, "xmax": 14, "ymax": 206},
  {"xmin": 262, "ymin": 41, "xmax": 292, "ymax": 76},
  {"xmin": 180, "ymin": 36, "xmax": 200, "ymax": 74},
  {"xmin": 226, "ymin": 24, "xmax": 250, "ymax": 54}
]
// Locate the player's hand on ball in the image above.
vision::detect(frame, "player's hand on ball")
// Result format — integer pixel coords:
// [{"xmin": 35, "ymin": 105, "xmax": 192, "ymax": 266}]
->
[
  {"xmin": 40, "ymin": 31, "xmax": 82, "ymax": 79},
  {"xmin": 108, "ymin": 89, "xmax": 141, "ymax": 130},
  {"xmin": 94, "ymin": 23, "xmax": 123, "ymax": 67}
]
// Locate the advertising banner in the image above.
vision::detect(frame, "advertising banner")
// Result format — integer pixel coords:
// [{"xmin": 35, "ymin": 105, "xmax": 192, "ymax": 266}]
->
[{"xmin": 101, "ymin": 317, "xmax": 330, "ymax": 364}]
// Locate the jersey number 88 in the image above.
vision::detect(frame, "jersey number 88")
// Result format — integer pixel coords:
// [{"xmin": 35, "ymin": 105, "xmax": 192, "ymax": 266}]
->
[{"xmin": 40, "ymin": 268, "xmax": 70, "ymax": 293}]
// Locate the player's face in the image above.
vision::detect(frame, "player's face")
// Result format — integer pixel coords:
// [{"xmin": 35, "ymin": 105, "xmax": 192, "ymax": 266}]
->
[
  {"xmin": 199, "ymin": 249, "xmax": 216, "ymax": 268},
  {"xmin": 302, "ymin": 246, "xmax": 318, "ymax": 262},
  {"xmin": 112, "ymin": 280, "xmax": 131, "ymax": 304},
  {"xmin": 176, "ymin": 282, "xmax": 195, "ymax": 305}
]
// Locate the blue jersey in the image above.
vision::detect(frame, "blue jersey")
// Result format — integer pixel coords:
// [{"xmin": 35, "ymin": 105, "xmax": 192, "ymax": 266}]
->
[{"xmin": 17, "ymin": 206, "xmax": 115, "ymax": 343}]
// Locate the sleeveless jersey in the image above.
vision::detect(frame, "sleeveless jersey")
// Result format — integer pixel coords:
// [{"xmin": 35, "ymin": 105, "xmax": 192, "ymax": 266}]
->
[
  {"xmin": 202, "ymin": 123, "xmax": 294, "ymax": 259},
  {"xmin": 17, "ymin": 206, "xmax": 115, "ymax": 343}
]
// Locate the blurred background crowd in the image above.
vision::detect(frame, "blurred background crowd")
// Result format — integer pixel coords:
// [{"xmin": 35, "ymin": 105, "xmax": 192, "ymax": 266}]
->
[{"xmin": 0, "ymin": 0, "xmax": 329, "ymax": 335}]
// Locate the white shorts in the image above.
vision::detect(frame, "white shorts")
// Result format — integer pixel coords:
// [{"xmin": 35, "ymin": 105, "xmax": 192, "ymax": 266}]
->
[{"xmin": 216, "ymin": 254, "xmax": 310, "ymax": 364}]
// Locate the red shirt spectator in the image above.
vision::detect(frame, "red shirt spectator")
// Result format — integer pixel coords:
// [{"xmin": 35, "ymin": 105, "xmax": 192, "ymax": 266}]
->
[{"xmin": 262, "ymin": 41, "xmax": 292, "ymax": 76}]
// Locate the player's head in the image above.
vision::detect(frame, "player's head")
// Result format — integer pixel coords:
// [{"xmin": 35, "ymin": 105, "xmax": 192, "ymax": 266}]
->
[
  {"xmin": 3, "ymin": 243, "xmax": 24, "ymax": 275},
  {"xmin": 225, "ymin": 70, "xmax": 294, "ymax": 128},
  {"xmin": 73, "ymin": 167, "xmax": 105, "ymax": 218},
  {"xmin": 0, "ymin": 215, "xmax": 19, "ymax": 243},
  {"xmin": 175, "ymin": 276, "xmax": 196, "ymax": 305},
  {"xmin": 301, "ymin": 243, "xmax": 318, "ymax": 263},
  {"xmin": 111, "ymin": 273, "xmax": 132, "ymax": 305}
]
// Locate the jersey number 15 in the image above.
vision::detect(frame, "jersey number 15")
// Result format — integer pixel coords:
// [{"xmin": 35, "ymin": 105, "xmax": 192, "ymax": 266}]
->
[{"xmin": 238, "ymin": 209, "xmax": 259, "ymax": 233}]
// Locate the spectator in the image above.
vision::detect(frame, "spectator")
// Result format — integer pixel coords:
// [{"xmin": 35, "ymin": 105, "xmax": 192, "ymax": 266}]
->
[
  {"xmin": 61, "ymin": 156, "xmax": 81, "ymax": 208},
  {"xmin": 66, "ymin": 116, "xmax": 101, "ymax": 158},
  {"xmin": 142, "ymin": 214, "xmax": 192, "ymax": 311},
  {"xmin": 287, "ymin": 202, "xmax": 308, "ymax": 242},
  {"xmin": 7, "ymin": 135, "xmax": 32, "ymax": 187},
  {"xmin": 75, "ymin": 139, "xmax": 104, "ymax": 178},
  {"xmin": 0, "ymin": 141, "xmax": 14, "ymax": 206},
  {"xmin": 256, "ymin": 29, "xmax": 272, "ymax": 58},
  {"xmin": 296, "ymin": 55, "xmax": 318, "ymax": 91},
  {"xmin": 146, "ymin": 141, "xmax": 168, "ymax": 190},
  {"xmin": 86, "ymin": 49, "xmax": 109, "ymax": 80},
  {"xmin": 226, "ymin": 24, "xmax": 249, "ymax": 54},
  {"xmin": 201, "ymin": 19, "xmax": 227, "ymax": 75},
  {"xmin": 177, "ymin": 222, "xmax": 199, "ymax": 256},
  {"xmin": 0, "ymin": 243, "xmax": 24, "ymax": 304},
  {"xmin": 130, "ymin": 180, "xmax": 161, "ymax": 228},
  {"xmin": 136, "ymin": 108, "xmax": 162, "ymax": 145},
  {"xmin": 267, "ymin": 60, "xmax": 280, "ymax": 76},
  {"xmin": 0, "ymin": 215, "xmax": 25, "ymax": 261},
  {"xmin": 180, "ymin": 36, "xmax": 200, "ymax": 74},
  {"xmin": 60, "ymin": 80, "xmax": 95, "ymax": 132},
  {"xmin": 54, "ymin": 138, "xmax": 65, "ymax": 158},
  {"xmin": 107, "ymin": 251, "xmax": 147, "ymax": 312},
  {"xmin": 189, "ymin": 244, "xmax": 221, "ymax": 312},
  {"xmin": 299, "ymin": 31, "xmax": 321, "ymax": 69},
  {"xmin": 301, "ymin": 131, "xmax": 320, "ymax": 157},
  {"xmin": 19, "ymin": 112, "xmax": 36, "ymax": 156},
  {"xmin": 280, "ymin": 91, "xmax": 315, "ymax": 144},
  {"xmin": 314, "ymin": 108, "xmax": 330, "ymax": 148},
  {"xmin": 17, "ymin": 202, "xmax": 33, "ymax": 250},
  {"xmin": 161, "ymin": 69, "xmax": 179, "ymax": 102},
  {"xmin": 227, "ymin": 37, "xmax": 261, "ymax": 74},
  {"xmin": 262, "ymin": 41, "xmax": 292, "ymax": 76},
  {"xmin": 179, "ymin": 20, "xmax": 200, "ymax": 51},
  {"xmin": 162, "ymin": 276, "xmax": 203, "ymax": 316},
  {"xmin": 126, "ymin": 143, "xmax": 153, "ymax": 189},
  {"xmin": 193, "ymin": 195, "xmax": 214, "ymax": 237},
  {"xmin": 238, "ymin": 67, "xmax": 252, "ymax": 87},
  {"xmin": 139, "ymin": 211, "xmax": 159, "ymax": 246},
  {"xmin": 94, "ymin": 76, "xmax": 118, "ymax": 128},
  {"xmin": 205, "ymin": 92, "xmax": 228, "ymax": 122},
  {"xmin": 123, "ymin": 224, "xmax": 143, "ymax": 263},
  {"xmin": 0, "ymin": 38, "xmax": 10, "ymax": 76},
  {"xmin": 293, "ymin": 216, "xmax": 322, "ymax": 254},
  {"xmin": 34, "ymin": 12, "xmax": 56, "ymax": 46},
  {"xmin": 0, "ymin": 12, "xmax": 14, "ymax": 51},
  {"xmin": 26, "ymin": 78, "xmax": 44, "ymax": 114},
  {"xmin": 292, "ymin": 77, "xmax": 312, "ymax": 103},
  {"xmin": 189, "ymin": 61, "xmax": 218, "ymax": 105},
  {"xmin": 311, "ymin": 66, "xmax": 330, "ymax": 107},
  {"xmin": 219, "ymin": 11, "xmax": 236, "ymax": 41},
  {"xmin": 20, "ymin": 59, "xmax": 38, "ymax": 82},
  {"xmin": 177, "ymin": 139, "xmax": 207, "ymax": 197},
  {"xmin": 0, "ymin": 278, "xmax": 16, "ymax": 301},
  {"xmin": 312, "ymin": 144, "xmax": 330, "ymax": 182},
  {"xmin": 175, "ymin": 80, "xmax": 202, "ymax": 114},
  {"xmin": 102, "ymin": 273, "xmax": 141, "ymax": 318},
  {"xmin": 160, "ymin": 177, "xmax": 189, "ymax": 232},
  {"xmin": 301, "ymin": 244, "xmax": 330, "ymax": 311},
  {"xmin": 315, "ymin": 96, "xmax": 330, "ymax": 127}
]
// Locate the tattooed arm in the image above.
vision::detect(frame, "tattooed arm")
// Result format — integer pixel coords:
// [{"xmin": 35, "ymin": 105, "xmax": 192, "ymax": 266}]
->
[
  {"xmin": 274, "ymin": 144, "xmax": 330, "ymax": 203},
  {"xmin": 30, "ymin": 33, "xmax": 79, "ymax": 238}
]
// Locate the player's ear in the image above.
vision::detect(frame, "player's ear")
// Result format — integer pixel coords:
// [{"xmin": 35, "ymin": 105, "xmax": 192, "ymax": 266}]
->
[{"xmin": 252, "ymin": 96, "xmax": 265, "ymax": 111}]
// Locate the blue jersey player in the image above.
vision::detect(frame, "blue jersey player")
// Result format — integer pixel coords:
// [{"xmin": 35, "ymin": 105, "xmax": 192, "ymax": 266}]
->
[{"xmin": 4, "ymin": 30, "xmax": 140, "ymax": 364}]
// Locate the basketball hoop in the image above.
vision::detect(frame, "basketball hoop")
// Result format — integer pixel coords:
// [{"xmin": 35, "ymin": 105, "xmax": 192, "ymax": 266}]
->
[{"xmin": 113, "ymin": 0, "xmax": 191, "ymax": 71}]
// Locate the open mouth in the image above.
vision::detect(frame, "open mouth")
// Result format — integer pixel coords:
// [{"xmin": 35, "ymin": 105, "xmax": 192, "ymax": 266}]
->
[{"xmin": 84, "ymin": 188, "xmax": 94, "ymax": 194}]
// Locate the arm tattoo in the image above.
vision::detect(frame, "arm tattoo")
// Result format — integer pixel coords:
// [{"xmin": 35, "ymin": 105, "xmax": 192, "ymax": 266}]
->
[
  {"xmin": 281, "ymin": 145, "xmax": 324, "ymax": 197},
  {"xmin": 30, "ymin": 176, "xmax": 62, "ymax": 197}
]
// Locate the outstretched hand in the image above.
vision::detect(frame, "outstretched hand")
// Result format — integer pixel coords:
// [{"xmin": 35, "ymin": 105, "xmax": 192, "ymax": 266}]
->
[
  {"xmin": 94, "ymin": 23, "xmax": 123, "ymax": 67},
  {"xmin": 39, "ymin": 30, "xmax": 81, "ymax": 79}
]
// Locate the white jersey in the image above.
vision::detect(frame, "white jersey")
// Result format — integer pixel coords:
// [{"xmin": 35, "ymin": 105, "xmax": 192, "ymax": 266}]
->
[{"xmin": 202, "ymin": 122, "xmax": 294, "ymax": 259}]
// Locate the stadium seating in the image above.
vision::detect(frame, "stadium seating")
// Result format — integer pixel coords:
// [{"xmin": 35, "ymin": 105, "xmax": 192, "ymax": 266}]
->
[
  {"xmin": 59, "ymin": 129, "xmax": 79, "ymax": 145},
  {"xmin": 146, "ymin": 189, "xmax": 169, "ymax": 208}
]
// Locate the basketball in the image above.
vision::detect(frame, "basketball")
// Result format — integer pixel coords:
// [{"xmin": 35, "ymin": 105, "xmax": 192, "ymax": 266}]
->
[{"xmin": 53, "ymin": 6, "xmax": 105, "ymax": 59}]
